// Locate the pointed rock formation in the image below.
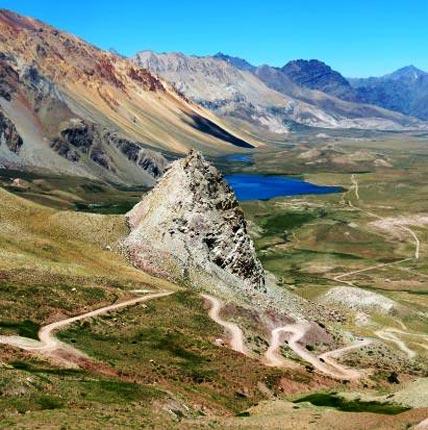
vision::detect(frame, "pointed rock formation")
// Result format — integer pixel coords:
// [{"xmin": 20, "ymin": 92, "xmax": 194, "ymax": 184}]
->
[{"xmin": 124, "ymin": 150, "xmax": 266, "ymax": 295}]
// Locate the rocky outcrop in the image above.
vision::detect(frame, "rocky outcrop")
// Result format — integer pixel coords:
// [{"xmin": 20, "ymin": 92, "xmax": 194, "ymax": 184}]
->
[
  {"xmin": 137, "ymin": 149, "xmax": 167, "ymax": 177},
  {"xmin": 0, "ymin": 109, "xmax": 23, "ymax": 153},
  {"xmin": 323, "ymin": 286, "xmax": 398, "ymax": 314},
  {"xmin": 0, "ymin": 53, "xmax": 18, "ymax": 101},
  {"xmin": 51, "ymin": 120, "xmax": 168, "ymax": 177},
  {"xmin": 124, "ymin": 150, "xmax": 266, "ymax": 294}
]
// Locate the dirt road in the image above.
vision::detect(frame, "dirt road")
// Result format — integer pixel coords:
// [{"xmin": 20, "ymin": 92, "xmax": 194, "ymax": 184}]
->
[
  {"xmin": 374, "ymin": 327, "xmax": 428, "ymax": 359},
  {"xmin": 319, "ymin": 338, "xmax": 373, "ymax": 373},
  {"xmin": 351, "ymin": 174, "xmax": 360, "ymax": 200},
  {"xmin": 339, "ymin": 175, "xmax": 425, "ymax": 356},
  {"xmin": 201, "ymin": 294, "xmax": 247, "ymax": 355},
  {"xmin": 202, "ymin": 294, "xmax": 369, "ymax": 379},
  {"xmin": 337, "ymin": 175, "xmax": 420, "ymax": 288},
  {"xmin": 374, "ymin": 328, "xmax": 416, "ymax": 359},
  {"xmin": 264, "ymin": 322, "xmax": 369, "ymax": 380},
  {"xmin": 0, "ymin": 291, "xmax": 174, "ymax": 366}
]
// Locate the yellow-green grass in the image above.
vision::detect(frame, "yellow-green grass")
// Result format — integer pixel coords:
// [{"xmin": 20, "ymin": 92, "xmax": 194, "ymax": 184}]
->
[
  {"xmin": 0, "ymin": 187, "xmax": 178, "ymax": 337},
  {"xmin": 0, "ymin": 187, "xmax": 310, "ymax": 426}
]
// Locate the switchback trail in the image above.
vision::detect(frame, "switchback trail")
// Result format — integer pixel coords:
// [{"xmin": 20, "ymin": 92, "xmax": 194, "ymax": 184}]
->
[
  {"xmin": 264, "ymin": 322, "xmax": 370, "ymax": 380},
  {"xmin": 374, "ymin": 327, "xmax": 428, "ymax": 359},
  {"xmin": 203, "ymin": 175, "xmax": 424, "ymax": 376},
  {"xmin": 0, "ymin": 291, "xmax": 174, "ymax": 367},
  {"xmin": 374, "ymin": 328, "xmax": 416, "ymax": 359},
  {"xmin": 201, "ymin": 294, "xmax": 247, "ymax": 355},
  {"xmin": 202, "ymin": 293, "xmax": 370, "ymax": 379}
]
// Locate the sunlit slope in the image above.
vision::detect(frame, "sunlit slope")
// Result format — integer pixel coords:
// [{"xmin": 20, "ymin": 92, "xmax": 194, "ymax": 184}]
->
[{"xmin": 0, "ymin": 9, "xmax": 258, "ymax": 181}]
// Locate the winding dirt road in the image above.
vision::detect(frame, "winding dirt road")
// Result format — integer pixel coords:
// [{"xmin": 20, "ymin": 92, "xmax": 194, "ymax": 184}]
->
[
  {"xmin": 351, "ymin": 174, "xmax": 360, "ymax": 200},
  {"xmin": 264, "ymin": 323, "xmax": 311, "ymax": 368},
  {"xmin": 399, "ymin": 225, "xmax": 421, "ymax": 259},
  {"xmin": 374, "ymin": 328, "xmax": 416, "ymax": 359},
  {"xmin": 264, "ymin": 322, "xmax": 371, "ymax": 379},
  {"xmin": 201, "ymin": 294, "xmax": 247, "ymax": 355},
  {"xmin": 202, "ymin": 293, "xmax": 370, "ymax": 379},
  {"xmin": 202, "ymin": 175, "xmax": 424, "ymax": 376},
  {"xmin": 374, "ymin": 327, "xmax": 428, "ymax": 359},
  {"xmin": 0, "ymin": 291, "xmax": 174, "ymax": 366}
]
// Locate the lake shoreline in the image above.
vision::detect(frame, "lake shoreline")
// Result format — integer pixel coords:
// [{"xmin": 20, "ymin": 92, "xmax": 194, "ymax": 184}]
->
[{"xmin": 225, "ymin": 173, "xmax": 342, "ymax": 201}]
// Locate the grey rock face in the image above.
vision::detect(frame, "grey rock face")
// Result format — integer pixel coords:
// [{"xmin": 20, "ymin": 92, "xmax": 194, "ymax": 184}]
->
[
  {"xmin": 280, "ymin": 59, "xmax": 356, "ymax": 101},
  {"xmin": 0, "ymin": 109, "xmax": 23, "ymax": 153},
  {"xmin": 0, "ymin": 53, "xmax": 19, "ymax": 101},
  {"xmin": 124, "ymin": 150, "xmax": 266, "ymax": 294},
  {"xmin": 350, "ymin": 66, "xmax": 428, "ymax": 120},
  {"xmin": 51, "ymin": 120, "xmax": 168, "ymax": 177}
]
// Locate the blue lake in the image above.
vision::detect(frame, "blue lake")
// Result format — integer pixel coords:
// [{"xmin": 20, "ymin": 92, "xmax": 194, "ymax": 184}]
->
[{"xmin": 225, "ymin": 174, "xmax": 341, "ymax": 201}]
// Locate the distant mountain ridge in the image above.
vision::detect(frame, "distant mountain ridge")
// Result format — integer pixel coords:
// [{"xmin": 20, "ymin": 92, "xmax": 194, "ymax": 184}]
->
[
  {"xmin": 1, "ymin": 7, "xmax": 426, "ymax": 188},
  {"xmin": 384, "ymin": 65, "xmax": 427, "ymax": 81},
  {"xmin": 213, "ymin": 52, "xmax": 256, "ymax": 72},
  {"xmin": 197, "ymin": 54, "xmax": 428, "ymax": 121},
  {"xmin": 349, "ymin": 66, "xmax": 428, "ymax": 120},
  {"xmin": 280, "ymin": 59, "xmax": 356, "ymax": 101},
  {"xmin": 135, "ymin": 50, "xmax": 424, "ymax": 134}
]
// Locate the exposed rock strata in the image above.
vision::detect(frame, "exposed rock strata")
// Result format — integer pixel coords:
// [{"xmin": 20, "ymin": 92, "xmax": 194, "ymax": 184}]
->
[
  {"xmin": 51, "ymin": 120, "xmax": 168, "ymax": 177},
  {"xmin": 124, "ymin": 150, "xmax": 266, "ymax": 294}
]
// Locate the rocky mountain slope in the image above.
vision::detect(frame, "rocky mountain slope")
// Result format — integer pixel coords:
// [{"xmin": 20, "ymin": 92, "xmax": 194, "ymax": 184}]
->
[
  {"xmin": 124, "ymin": 150, "xmax": 266, "ymax": 296},
  {"xmin": 251, "ymin": 65, "xmax": 415, "ymax": 129},
  {"xmin": 213, "ymin": 52, "xmax": 256, "ymax": 72},
  {"xmin": 0, "ymin": 10, "xmax": 255, "ymax": 185},
  {"xmin": 134, "ymin": 50, "xmax": 309, "ymax": 135},
  {"xmin": 350, "ymin": 66, "xmax": 428, "ymax": 120},
  {"xmin": 280, "ymin": 59, "xmax": 356, "ymax": 101},
  {"xmin": 134, "ymin": 51, "xmax": 423, "ymax": 134}
]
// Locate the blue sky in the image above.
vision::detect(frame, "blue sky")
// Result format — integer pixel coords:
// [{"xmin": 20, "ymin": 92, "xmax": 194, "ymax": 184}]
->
[{"xmin": 2, "ymin": 0, "xmax": 427, "ymax": 77}]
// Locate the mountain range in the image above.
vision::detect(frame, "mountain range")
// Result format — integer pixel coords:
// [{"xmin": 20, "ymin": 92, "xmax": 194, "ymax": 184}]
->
[
  {"xmin": 259, "ymin": 57, "xmax": 428, "ymax": 121},
  {"xmin": 349, "ymin": 66, "xmax": 428, "ymax": 120},
  {"xmin": 196, "ymin": 54, "xmax": 428, "ymax": 122},
  {"xmin": 0, "ymin": 10, "xmax": 256, "ymax": 185},
  {"xmin": 1, "ymin": 8, "xmax": 427, "ymax": 185},
  {"xmin": 134, "ymin": 52, "xmax": 426, "ymax": 137}
]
